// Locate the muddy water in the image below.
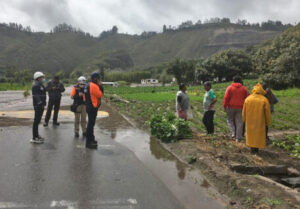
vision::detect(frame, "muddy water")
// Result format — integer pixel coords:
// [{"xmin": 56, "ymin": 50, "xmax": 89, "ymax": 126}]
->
[
  {"xmin": 0, "ymin": 87, "xmax": 73, "ymax": 111},
  {"xmin": 98, "ymin": 105, "xmax": 227, "ymax": 209},
  {"xmin": 0, "ymin": 90, "xmax": 227, "ymax": 209}
]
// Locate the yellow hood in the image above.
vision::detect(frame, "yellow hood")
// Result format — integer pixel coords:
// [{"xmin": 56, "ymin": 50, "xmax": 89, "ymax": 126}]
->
[{"xmin": 251, "ymin": 83, "xmax": 266, "ymax": 95}]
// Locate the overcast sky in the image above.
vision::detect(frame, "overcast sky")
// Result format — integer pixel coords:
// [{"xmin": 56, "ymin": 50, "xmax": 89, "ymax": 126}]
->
[{"xmin": 0, "ymin": 0, "xmax": 299, "ymax": 35}]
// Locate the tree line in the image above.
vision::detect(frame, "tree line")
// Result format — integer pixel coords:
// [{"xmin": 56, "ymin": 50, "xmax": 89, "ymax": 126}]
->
[{"xmin": 163, "ymin": 18, "xmax": 292, "ymax": 33}]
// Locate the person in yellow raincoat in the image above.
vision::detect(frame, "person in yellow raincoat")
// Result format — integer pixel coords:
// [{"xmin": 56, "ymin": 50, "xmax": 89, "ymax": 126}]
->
[{"xmin": 242, "ymin": 83, "xmax": 271, "ymax": 154}]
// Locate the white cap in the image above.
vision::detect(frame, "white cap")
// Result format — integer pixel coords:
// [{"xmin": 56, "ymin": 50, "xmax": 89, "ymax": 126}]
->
[
  {"xmin": 33, "ymin": 72, "xmax": 45, "ymax": 80},
  {"xmin": 78, "ymin": 76, "xmax": 86, "ymax": 84}
]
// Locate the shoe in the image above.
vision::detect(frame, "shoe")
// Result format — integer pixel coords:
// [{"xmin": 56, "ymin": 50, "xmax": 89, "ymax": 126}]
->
[
  {"xmin": 83, "ymin": 132, "xmax": 86, "ymax": 137},
  {"xmin": 251, "ymin": 148, "xmax": 259, "ymax": 154},
  {"xmin": 53, "ymin": 122, "xmax": 60, "ymax": 126},
  {"xmin": 43, "ymin": 123, "xmax": 48, "ymax": 127},
  {"xmin": 236, "ymin": 137, "xmax": 245, "ymax": 142},
  {"xmin": 86, "ymin": 143, "xmax": 98, "ymax": 149},
  {"xmin": 30, "ymin": 138, "xmax": 44, "ymax": 144},
  {"xmin": 37, "ymin": 135, "xmax": 45, "ymax": 141},
  {"xmin": 75, "ymin": 132, "xmax": 79, "ymax": 137}
]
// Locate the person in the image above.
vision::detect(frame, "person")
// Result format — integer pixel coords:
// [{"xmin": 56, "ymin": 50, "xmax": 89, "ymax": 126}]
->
[
  {"xmin": 31, "ymin": 72, "xmax": 47, "ymax": 144},
  {"xmin": 71, "ymin": 76, "xmax": 87, "ymax": 137},
  {"xmin": 242, "ymin": 83, "xmax": 271, "ymax": 154},
  {"xmin": 223, "ymin": 75, "xmax": 249, "ymax": 142},
  {"xmin": 44, "ymin": 76, "xmax": 65, "ymax": 126},
  {"xmin": 176, "ymin": 83, "xmax": 190, "ymax": 121},
  {"xmin": 202, "ymin": 81, "xmax": 217, "ymax": 134},
  {"xmin": 262, "ymin": 83, "xmax": 279, "ymax": 141},
  {"xmin": 84, "ymin": 72, "xmax": 103, "ymax": 149}
]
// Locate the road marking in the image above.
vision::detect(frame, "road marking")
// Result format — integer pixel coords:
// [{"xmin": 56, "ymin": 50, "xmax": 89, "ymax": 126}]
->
[{"xmin": 0, "ymin": 198, "xmax": 138, "ymax": 209}]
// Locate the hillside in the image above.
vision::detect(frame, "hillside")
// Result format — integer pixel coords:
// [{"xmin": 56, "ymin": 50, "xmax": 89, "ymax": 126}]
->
[
  {"xmin": 0, "ymin": 23, "xmax": 283, "ymax": 74},
  {"xmin": 129, "ymin": 27, "xmax": 278, "ymax": 67}
]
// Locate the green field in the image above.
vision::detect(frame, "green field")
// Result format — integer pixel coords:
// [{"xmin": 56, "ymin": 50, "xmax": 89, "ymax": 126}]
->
[
  {"xmin": 106, "ymin": 80, "xmax": 300, "ymax": 132},
  {"xmin": 0, "ymin": 83, "xmax": 32, "ymax": 91}
]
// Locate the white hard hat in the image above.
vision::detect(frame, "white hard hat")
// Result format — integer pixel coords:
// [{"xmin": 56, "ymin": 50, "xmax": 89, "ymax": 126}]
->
[
  {"xmin": 78, "ymin": 76, "xmax": 86, "ymax": 84},
  {"xmin": 33, "ymin": 72, "xmax": 45, "ymax": 80}
]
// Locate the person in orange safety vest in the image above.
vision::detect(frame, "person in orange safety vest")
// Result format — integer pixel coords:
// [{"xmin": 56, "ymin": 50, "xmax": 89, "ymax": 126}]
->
[{"xmin": 84, "ymin": 72, "xmax": 103, "ymax": 149}]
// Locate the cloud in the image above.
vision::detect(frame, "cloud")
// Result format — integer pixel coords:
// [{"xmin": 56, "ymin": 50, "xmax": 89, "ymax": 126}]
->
[{"xmin": 0, "ymin": 0, "xmax": 299, "ymax": 35}]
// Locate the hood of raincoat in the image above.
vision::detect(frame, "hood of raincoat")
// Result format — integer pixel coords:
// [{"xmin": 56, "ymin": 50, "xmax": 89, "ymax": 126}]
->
[
  {"xmin": 252, "ymin": 83, "xmax": 266, "ymax": 95},
  {"xmin": 231, "ymin": 82, "xmax": 243, "ymax": 88}
]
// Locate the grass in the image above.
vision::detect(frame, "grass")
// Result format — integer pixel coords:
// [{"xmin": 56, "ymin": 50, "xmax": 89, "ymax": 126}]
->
[
  {"xmin": 0, "ymin": 82, "xmax": 32, "ymax": 91},
  {"xmin": 106, "ymin": 79, "xmax": 300, "ymax": 133},
  {"xmin": 261, "ymin": 197, "xmax": 281, "ymax": 206}
]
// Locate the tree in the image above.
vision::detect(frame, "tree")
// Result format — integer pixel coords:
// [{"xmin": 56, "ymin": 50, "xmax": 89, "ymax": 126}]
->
[
  {"xmin": 203, "ymin": 49, "xmax": 253, "ymax": 81},
  {"xmin": 163, "ymin": 25, "xmax": 167, "ymax": 33},
  {"xmin": 99, "ymin": 25, "xmax": 119, "ymax": 39},
  {"xmin": 195, "ymin": 20, "xmax": 202, "ymax": 25},
  {"xmin": 221, "ymin": 18, "xmax": 231, "ymax": 24},
  {"xmin": 178, "ymin": 21, "xmax": 193, "ymax": 29},
  {"xmin": 252, "ymin": 24, "xmax": 300, "ymax": 89},
  {"xmin": 237, "ymin": 19, "xmax": 247, "ymax": 25},
  {"xmin": 167, "ymin": 59, "xmax": 195, "ymax": 84},
  {"xmin": 195, "ymin": 61, "xmax": 213, "ymax": 83},
  {"xmin": 111, "ymin": 25, "xmax": 118, "ymax": 34}
]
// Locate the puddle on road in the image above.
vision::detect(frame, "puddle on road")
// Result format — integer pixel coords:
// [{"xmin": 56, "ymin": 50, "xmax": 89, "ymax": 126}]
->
[
  {"xmin": 97, "ymin": 104, "xmax": 226, "ymax": 209},
  {"xmin": 0, "ymin": 110, "xmax": 109, "ymax": 124}
]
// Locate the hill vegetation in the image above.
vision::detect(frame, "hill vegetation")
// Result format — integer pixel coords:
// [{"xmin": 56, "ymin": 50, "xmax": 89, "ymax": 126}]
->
[
  {"xmin": 251, "ymin": 24, "xmax": 300, "ymax": 89},
  {"xmin": 0, "ymin": 19, "xmax": 288, "ymax": 77}
]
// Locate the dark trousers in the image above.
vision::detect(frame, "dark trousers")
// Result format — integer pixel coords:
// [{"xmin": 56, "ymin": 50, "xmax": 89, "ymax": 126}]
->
[
  {"xmin": 45, "ymin": 98, "xmax": 61, "ymax": 123},
  {"xmin": 33, "ymin": 107, "xmax": 44, "ymax": 138},
  {"xmin": 202, "ymin": 110, "xmax": 215, "ymax": 134},
  {"xmin": 86, "ymin": 106, "xmax": 98, "ymax": 144}
]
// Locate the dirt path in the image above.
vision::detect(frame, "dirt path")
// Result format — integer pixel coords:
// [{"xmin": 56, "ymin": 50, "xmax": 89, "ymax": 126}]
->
[{"xmin": 269, "ymin": 130, "xmax": 300, "ymax": 138}]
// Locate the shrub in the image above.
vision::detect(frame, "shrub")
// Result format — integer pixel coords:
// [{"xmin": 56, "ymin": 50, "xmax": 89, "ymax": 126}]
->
[
  {"xmin": 23, "ymin": 89, "xmax": 30, "ymax": 97},
  {"xmin": 150, "ymin": 113, "xmax": 192, "ymax": 143}
]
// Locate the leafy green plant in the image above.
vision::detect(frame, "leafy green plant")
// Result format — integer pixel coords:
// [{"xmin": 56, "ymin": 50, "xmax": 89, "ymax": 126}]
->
[
  {"xmin": 150, "ymin": 113, "xmax": 192, "ymax": 143},
  {"xmin": 261, "ymin": 198, "xmax": 281, "ymax": 206},
  {"xmin": 272, "ymin": 134, "xmax": 300, "ymax": 158},
  {"xmin": 243, "ymin": 196, "xmax": 254, "ymax": 206},
  {"xmin": 23, "ymin": 89, "xmax": 30, "ymax": 98}
]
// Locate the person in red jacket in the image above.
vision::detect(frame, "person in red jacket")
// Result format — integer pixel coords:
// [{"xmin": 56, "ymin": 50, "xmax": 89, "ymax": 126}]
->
[
  {"xmin": 84, "ymin": 72, "xmax": 103, "ymax": 149},
  {"xmin": 223, "ymin": 75, "xmax": 249, "ymax": 141}
]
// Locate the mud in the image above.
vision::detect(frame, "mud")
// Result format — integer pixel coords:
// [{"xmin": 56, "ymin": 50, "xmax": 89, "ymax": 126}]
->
[
  {"xmin": 0, "ymin": 116, "xmax": 31, "ymax": 127},
  {"xmin": 108, "ymin": 98, "xmax": 300, "ymax": 209},
  {"xmin": 164, "ymin": 134, "xmax": 300, "ymax": 209}
]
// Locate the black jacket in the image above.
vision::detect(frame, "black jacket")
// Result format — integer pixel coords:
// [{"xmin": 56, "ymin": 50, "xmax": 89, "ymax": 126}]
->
[
  {"xmin": 72, "ymin": 85, "xmax": 85, "ymax": 105},
  {"xmin": 46, "ymin": 80, "xmax": 65, "ymax": 100},
  {"xmin": 32, "ymin": 81, "xmax": 46, "ymax": 107}
]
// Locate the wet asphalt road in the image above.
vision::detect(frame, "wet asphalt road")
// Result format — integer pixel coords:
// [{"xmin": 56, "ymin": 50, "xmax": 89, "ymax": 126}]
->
[
  {"xmin": 0, "ymin": 124, "xmax": 183, "ymax": 209},
  {"xmin": 0, "ymin": 90, "xmax": 226, "ymax": 209}
]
